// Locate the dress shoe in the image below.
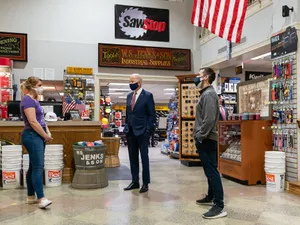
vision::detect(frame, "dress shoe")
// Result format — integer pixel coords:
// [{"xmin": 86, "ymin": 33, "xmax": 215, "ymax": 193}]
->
[
  {"xmin": 139, "ymin": 184, "xmax": 148, "ymax": 193},
  {"xmin": 124, "ymin": 182, "xmax": 140, "ymax": 191}
]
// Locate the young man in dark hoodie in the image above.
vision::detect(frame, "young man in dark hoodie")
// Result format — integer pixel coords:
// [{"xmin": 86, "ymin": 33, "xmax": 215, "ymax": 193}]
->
[{"xmin": 193, "ymin": 68, "xmax": 227, "ymax": 219}]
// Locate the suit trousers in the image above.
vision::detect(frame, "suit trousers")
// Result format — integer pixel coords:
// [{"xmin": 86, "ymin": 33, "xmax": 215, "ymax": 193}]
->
[
  {"xmin": 127, "ymin": 129, "xmax": 150, "ymax": 185},
  {"xmin": 195, "ymin": 139, "xmax": 224, "ymax": 208}
]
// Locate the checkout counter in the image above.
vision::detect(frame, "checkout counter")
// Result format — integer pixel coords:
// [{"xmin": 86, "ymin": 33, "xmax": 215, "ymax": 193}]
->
[
  {"xmin": 2, "ymin": 100, "xmax": 102, "ymax": 183},
  {"xmin": 0, "ymin": 121, "xmax": 101, "ymax": 183}
]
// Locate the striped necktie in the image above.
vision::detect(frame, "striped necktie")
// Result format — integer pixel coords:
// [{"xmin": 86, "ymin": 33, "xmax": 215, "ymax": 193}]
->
[{"xmin": 131, "ymin": 93, "xmax": 136, "ymax": 110}]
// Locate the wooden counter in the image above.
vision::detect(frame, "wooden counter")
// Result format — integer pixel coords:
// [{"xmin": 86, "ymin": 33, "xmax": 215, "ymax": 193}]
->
[{"xmin": 0, "ymin": 121, "xmax": 102, "ymax": 183}]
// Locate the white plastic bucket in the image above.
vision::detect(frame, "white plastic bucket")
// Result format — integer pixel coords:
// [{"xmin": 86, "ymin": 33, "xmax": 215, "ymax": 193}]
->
[
  {"xmin": 22, "ymin": 168, "xmax": 28, "ymax": 188},
  {"xmin": 44, "ymin": 165, "xmax": 63, "ymax": 187},
  {"xmin": 45, "ymin": 145, "xmax": 63, "ymax": 151},
  {"xmin": 265, "ymin": 165, "xmax": 285, "ymax": 170},
  {"xmin": 0, "ymin": 150, "xmax": 22, "ymax": 157},
  {"xmin": 1, "ymin": 169, "xmax": 21, "ymax": 189},
  {"xmin": 265, "ymin": 172, "xmax": 285, "ymax": 192},
  {"xmin": 265, "ymin": 151, "xmax": 285, "ymax": 158},
  {"xmin": 1, "ymin": 145, "xmax": 22, "ymax": 151},
  {"xmin": 45, "ymin": 151, "xmax": 63, "ymax": 156},
  {"xmin": 1, "ymin": 164, "xmax": 22, "ymax": 170},
  {"xmin": 45, "ymin": 155, "xmax": 63, "ymax": 161}
]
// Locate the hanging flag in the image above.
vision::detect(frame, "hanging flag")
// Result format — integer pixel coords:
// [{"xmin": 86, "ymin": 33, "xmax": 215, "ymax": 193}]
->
[{"xmin": 191, "ymin": 0, "xmax": 248, "ymax": 43}]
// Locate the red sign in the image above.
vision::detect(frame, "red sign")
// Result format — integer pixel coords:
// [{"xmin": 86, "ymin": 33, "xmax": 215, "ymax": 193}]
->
[
  {"xmin": 3, "ymin": 172, "xmax": 16, "ymax": 180},
  {"xmin": 48, "ymin": 170, "xmax": 60, "ymax": 178},
  {"xmin": 98, "ymin": 44, "xmax": 191, "ymax": 71},
  {"xmin": 266, "ymin": 174, "xmax": 275, "ymax": 182}
]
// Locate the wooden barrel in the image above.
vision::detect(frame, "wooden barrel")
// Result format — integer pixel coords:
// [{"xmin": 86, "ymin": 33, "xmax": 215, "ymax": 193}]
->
[
  {"xmin": 71, "ymin": 169, "xmax": 108, "ymax": 189},
  {"xmin": 101, "ymin": 137, "xmax": 121, "ymax": 168},
  {"xmin": 71, "ymin": 144, "xmax": 108, "ymax": 189}
]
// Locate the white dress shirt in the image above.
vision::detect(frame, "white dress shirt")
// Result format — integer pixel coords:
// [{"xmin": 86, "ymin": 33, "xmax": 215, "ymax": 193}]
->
[{"xmin": 133, "ymin": 88, "xmax": 143, "ymax": 103}]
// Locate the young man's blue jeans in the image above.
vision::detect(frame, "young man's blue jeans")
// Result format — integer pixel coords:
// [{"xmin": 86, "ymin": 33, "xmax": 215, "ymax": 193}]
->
[
  {"xmin": 22, "ymin": 129, "xmax": 45, "ymax": 199},
  {"xmin": 196, "ymin": 138, "xmax": 224, "ymax": 208}
]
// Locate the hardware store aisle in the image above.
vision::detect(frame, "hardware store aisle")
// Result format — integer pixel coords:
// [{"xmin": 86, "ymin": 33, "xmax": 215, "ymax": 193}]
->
[{"xmin": 1, "ymin": 145, "xmax": 300, "ymax": 225}]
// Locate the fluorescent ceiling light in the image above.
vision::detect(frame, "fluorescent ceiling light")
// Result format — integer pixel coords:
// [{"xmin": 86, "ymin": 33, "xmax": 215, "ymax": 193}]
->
[
  {"xmin": 163, "ymin": 88, "xmax": 175, "ymax": 91},
  {"xmin": 251, "ymin": 52, "xmax": 271, "ymax": 60},
  {"xmin": 43, "ymin": 86, "xmax": 55, "ymax": 90},
  {"xmin": 108, "ymin": 92, "xmax": 123, "ymax": 95},
  {"xmin": 59, "ymin": 92, "xmax": 64, "ymax": 96},
  {"xmin": 109, "ymin": 83, "xmax": 127, "ymax": 86},
  {"xmin": 118, "ymin": 96, "xmax": 127, "ymax": 99},
  {"xmin": 109, "ymin": 88, "xmax": 130, "ymax": 91},
  {"xmin": 164, "ymin": 93, "xmax": 174, "ymax": 95}
]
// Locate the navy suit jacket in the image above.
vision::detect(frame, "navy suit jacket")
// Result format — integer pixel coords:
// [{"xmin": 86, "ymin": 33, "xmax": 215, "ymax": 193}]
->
[{"xmin": 124, "ymin": 89, "xmax": 156, "ymax": 136}]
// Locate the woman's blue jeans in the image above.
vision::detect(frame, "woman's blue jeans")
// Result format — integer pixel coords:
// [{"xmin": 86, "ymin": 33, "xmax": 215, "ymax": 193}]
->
[{"xmin": 22, "ymin": 129, "xmax": 45, "ymax": 199}]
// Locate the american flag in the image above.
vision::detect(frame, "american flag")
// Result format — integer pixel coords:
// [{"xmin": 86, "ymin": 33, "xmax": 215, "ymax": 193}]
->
[
  {"xmin": 191, "ymin": 0, "xmax": 248, "ymax": 43},
  {"xmin": 62, "ymin": 97, "xmax": 76, "ymax": 116}
]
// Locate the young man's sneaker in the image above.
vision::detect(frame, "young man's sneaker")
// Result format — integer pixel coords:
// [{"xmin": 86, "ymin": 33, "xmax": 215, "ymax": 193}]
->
[
  {"xmin": 202, "ymin": 205, "xmax": 227, "ymax": 219},
  {"xmin": 196, "ymin": 195, "xmax": 213, "ymax": 206},
  {"xmin": 39, "ymin": 198, "xmax": 52, "ymax": 209}
]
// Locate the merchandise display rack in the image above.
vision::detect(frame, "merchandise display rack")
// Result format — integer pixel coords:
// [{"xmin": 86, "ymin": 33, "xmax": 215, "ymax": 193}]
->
[
  {"xmin": 63, "ymin": 72, "xmax": 95, "ymax": 120},
  {"xmin": 269, "ymin": 52, "xmax": 298, "ymax": 182},
  {"xmin": 163, "ymin": 90, "xmax": 179, "ymax": 158},
  {"xmin": 176, "ymin": 74, "xmax": 201, "ymax": 166},
  {"xmin": 218, "ymin": 120, "xmax": 272, "ymax": 185},
  {"xmin": 0, "ymin": 59, "xmax": 13, "ymax": 121}
]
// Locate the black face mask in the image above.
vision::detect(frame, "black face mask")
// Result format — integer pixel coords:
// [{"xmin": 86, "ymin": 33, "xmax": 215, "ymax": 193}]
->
[{"xmin": 130, "ymin": 82, "xmax": 139, "ymax": 91}]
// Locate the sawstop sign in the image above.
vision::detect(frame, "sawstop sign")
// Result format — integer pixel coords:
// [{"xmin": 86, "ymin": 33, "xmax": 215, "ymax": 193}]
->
[{"xmin": 115, "ymin": 5, "xmax": 170, "ymax": 42}]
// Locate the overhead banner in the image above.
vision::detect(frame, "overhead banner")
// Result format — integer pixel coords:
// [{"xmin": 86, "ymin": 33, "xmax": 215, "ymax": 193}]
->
[
  {"xmin": 98, "ymin": 43, "xmax": 191, "ymax": 71},
  {"xmin": 115, "ymin": 5, "xmax": 169, "ymax": 42},
  {"xmin": 245, "ymin": 71, "xmax": 271, "ymax": 81},
  {"xmin": 271, "ymin": 26, "xmax": 298, "ymax": 59},
  {"xmin": 0, "ymin": 32, "xmax": 27, "ymax": 62}
]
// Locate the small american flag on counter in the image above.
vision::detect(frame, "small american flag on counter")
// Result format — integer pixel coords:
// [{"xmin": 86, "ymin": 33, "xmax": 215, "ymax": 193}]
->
[{"xmin": 62, "ymin": 96, "xmax": 76, "ymax": 116}]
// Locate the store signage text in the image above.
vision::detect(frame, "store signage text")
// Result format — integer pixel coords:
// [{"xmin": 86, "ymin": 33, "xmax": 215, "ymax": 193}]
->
[
  {"xmin": 271, "ymin": 26, "xmax": 298, "ymax": 59},
  {"xmin": 98, "ymin": 43, "xmax": 191, "ymax": 71},
  {"xmin": 66, "ymin": 67, "xmax": 93, "ymax": 75},
  {"xmin": 245, "ymin": 71, "xmax": 271, "ymax": 81},
  {"xmin": 115, "ymin": 5, "xmax": 169, "ymax": 42},
  {"xmin": 0, "ymin": 32, "xmax": 27, "ymax": 62}
]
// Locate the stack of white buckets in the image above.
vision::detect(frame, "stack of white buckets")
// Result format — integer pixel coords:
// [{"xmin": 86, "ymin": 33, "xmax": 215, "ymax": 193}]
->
[
  {"xmin": 23, "ymin": 154, "xmax": 29, "ymax": 188},
  {"xmin": 265, "ymin": 151, "xmax": 286, "ymax": 192},
  {"xmin": 44, "ymin": 145, "xmax": 64, "ymax": 187},
  {"xmin": 0, "ymin": 145, "xmax": 22, "ymax": 189}
]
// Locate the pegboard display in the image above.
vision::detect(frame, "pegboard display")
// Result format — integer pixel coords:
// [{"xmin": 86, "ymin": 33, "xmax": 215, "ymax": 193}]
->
[
  {"xmin": 181, "ymin": 120, "xmax": 197, "ymax": 156},
  {"xmin": 181, "ymin": 83, "xmax": 199, "ymax": 118},
  {"xmin": 270, "ymin": 53, "xmax": 298, "ymax": 181},
  {"xmin": 176, "ymin": 74, "xmax": 200, "ymax": 162}
]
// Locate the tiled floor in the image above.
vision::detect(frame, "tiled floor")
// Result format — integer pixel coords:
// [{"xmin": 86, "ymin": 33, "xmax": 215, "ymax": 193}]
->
[{"xmin": 1, "ymin": 144, "xmax": 300, "ymax": 225}]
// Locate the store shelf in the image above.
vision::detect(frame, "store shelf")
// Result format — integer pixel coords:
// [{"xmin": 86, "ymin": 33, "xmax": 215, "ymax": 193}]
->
[
  {"xmin": 223, "ymin": 91, "xmax": 237, "ymax": 94},
  {"xmin": 182, "ymin": 116, "xmax": 196, "ymax": 120},
  {"xmin": 218, "ymin": 120, "xmax": 272, "ymax": 185},
  {"xmin": 219, "ymin": 158, "xmax": 241, "ymax": 166},
  {"xmin": 224, "ymin": 101, "xmax": 237, "ymax": 105}
]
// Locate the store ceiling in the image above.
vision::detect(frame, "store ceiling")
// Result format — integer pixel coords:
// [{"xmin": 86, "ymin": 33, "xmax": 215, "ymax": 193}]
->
[{"xmin": 243, "ymin": 57, "xmax": 272, "ymax": 71}]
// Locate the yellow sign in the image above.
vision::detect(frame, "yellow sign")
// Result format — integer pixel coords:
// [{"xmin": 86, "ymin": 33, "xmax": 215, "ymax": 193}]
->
[{"xmin": 66, "ymin": 67, "xmax": 93, "ymax": 75}]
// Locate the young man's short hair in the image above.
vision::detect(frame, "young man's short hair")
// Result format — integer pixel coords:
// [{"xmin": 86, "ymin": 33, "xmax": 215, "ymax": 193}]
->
[{"xmin": 200, "ymin": 67, "xmax": 216, "ymax": 84}]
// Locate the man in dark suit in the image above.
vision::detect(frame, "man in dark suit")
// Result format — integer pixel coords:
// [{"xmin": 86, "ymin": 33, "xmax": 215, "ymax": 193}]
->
[{"xmin": 123, "ymin": 74, "xmax": 156, "ymax": 193}]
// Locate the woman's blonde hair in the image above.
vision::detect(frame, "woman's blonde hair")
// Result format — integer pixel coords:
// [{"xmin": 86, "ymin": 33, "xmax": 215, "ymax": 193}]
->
[{"xmin": 20, "ymin": 76, "xmax": 40, "ymax": 95}]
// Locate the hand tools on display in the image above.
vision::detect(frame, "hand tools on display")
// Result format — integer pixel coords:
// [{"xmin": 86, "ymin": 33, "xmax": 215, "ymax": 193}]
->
[{"xmin": 272, "ymin": 129, "xmax": 295, "ymax": 151}]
